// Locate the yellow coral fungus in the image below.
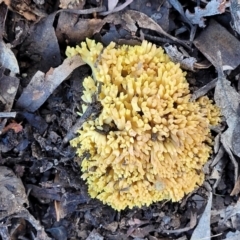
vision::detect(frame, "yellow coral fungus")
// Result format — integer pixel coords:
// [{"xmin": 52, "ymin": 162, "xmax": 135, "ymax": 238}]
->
[{"xmin": 67, "ymin": 39, "xmax": 220, "ymax": 211}]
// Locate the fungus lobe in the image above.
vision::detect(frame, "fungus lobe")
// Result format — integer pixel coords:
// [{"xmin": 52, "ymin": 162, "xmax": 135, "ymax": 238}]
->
[{"xmin": 66, "ymin": 39, "xmax": 220, "ymax": 211}]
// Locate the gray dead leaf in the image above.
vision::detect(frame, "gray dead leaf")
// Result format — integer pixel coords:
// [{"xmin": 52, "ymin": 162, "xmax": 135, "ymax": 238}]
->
[
  {"xmin": 86, "ymin": 229, "xmax": 104, "ymax": 240},
  {"xmin": 14, "ymin": 210, "xmax": 51, "ymax": 240},
  {"xmin": 221, "ymin": 128, "xmax": 239, "ymax": 182},
  {"xmin": 176, "ymin": 237, "xmax": 188, "ymax": 240},
  {"xmin": 130, "ymin": 225, "xmax": 155, "ymax": 238},
  {"xmin": 223, "ymin": 230, "xmax": 240, "ymax": 240},
  {"xmin": 33, "ymin": 0, "xmax": 44, "ymax": 4},
  {"xmin": 214, "ymin": 133, "xmax": 221, "ymax": 153},
  {"xmin": 103, "ymin": 222, "xmax": 118, "ymax": 232},
  {"xmin": 0, "ymin": 70, "xmax": 19, "ymax": 112},
  {"xmin": 220, "ymin": 200, "xmax": 240, "ymax": 225},
  {"xmin": 19, "ymin": 13, "xmax": 61, "ymax": 78},
  {"xmin": 162, "ymin": 212, "xmax": 197, "ymax": 234},
  {"xmin": 211, "ymin": 145, "xmax": 225, "ymax": 167},
  {"xmin": 123, "ymin": 10, "xmax": 190, "ymax": 49},
  {"xmin": 108, "ymin": 0, "xmax": 118, "ymax": 11},
  {"xmin": 59, "ymin": 0, "xmax": 85, "ymax": 9},
  {"xmin": 209, "ymin": 153, "xmax": 227, "ymax": 189},
  {"xmin": 214, "ymin": 58, "xmax": 240, "ymax": 181},
  {"xmin": 163, "ymin": 44, "xmax": 197, "ymax": 71},
  {"xmin": 186, "ymin": 0, "xmax": 226, "ymax": 27},
  {"xmin": 0, "ymin": 167, "xmax": 50, "ymax": 239},
  {"xmin": 190, "ymin": 192, "xmax": 212, "ymax": 240},
  {"xmin": 128, "ymin": 218, "xmax": 149, "ymax": 226},
  {"xmin": 16, "ymin": 55, "xmax": 85, "ymax": 112},
  {"xmin": 168, "ymin": 0, "xmax": 192, "ymax": 26},
  {"xmin": 100, "ymin": 0, "xmax": 133, "ymax": 16},
  {"xmin": 0, "ymin": 166, "xmax": 28, "ymax": 220},
  {"xmin": 194, "ymin": 20, "xmax": 240, "ymax": 69},
  {"xmin": 230, "ymin": 0, "xmax": 240, "ymax": 35},
  {"xmin": 168, "ymin": 0, "xmax": 197, "ymax": 42},
  {"xmin": 214, "ymin": 74, "xmax": 240, "ymax": 122},
  {"xmin": 0, "ymin": 40, "xmax": 19, "ymax": 75}
]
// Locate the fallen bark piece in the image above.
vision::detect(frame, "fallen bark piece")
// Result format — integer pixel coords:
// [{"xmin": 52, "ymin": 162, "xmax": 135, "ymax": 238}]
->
[
  {"xmin": 16, "ymin": 55, "xmax": 85, "ymax": 112},
  {"xmin": 194, "ymin": 19, "xmax": 240, "ymax": 69}
]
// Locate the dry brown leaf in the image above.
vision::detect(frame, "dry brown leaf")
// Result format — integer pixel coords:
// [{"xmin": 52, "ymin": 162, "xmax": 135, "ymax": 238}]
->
[
  {"xmin": 4, "ymin": 0, "xmax": 39, "ymax": 21},
  {"xmin": 59, "ymin": 0, "xmax": 85, "ymax": 9},
  {"xmin": 2, "ymin": 122, "xmax": 23, "ymax": 134},
  {"xmin": 130, "ymin": 225, "xmax": 155, "ymax": 238},
  {"xmin": 0, "ymin": 0, "xmax": 10, "ymax": 7},
  {"xmin": 103, "ymin": 222, "xmax": 118, "ymax": 232},
  {"xmin": 231, "ymin": 175, "xmax": 240, "ymax": 196},
  {"xmin": 128, "ymin": 218, "xmax": 149, "ymax": 226},
  {"xmin": 162, "ymin": 212, "xmax": 197, "ymax": 234},
  {"xmin": 56, "ymin": 13, "xmax": 105, "ymax": 44}
]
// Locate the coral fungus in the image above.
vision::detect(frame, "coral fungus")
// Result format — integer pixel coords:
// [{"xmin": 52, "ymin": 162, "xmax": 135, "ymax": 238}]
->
[{"xmin": 66, "ymin": 39, "xmax": 220, "ymax": 211}]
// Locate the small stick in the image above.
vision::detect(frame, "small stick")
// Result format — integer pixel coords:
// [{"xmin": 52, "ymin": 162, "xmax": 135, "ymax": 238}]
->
[
  {"xmin": 58, "ymin": 6, "xmax": 106, "ymax": 15},
  {"xmin": 62, "ymin": 105, "xmax": 94, "ymax": 145},
  {"xmin": 0, "ymin": 112, "xmax": 17, "ymax": 118},
  {"xmin": 190, "ymin": 78, "xmax": 218, "ymax": 101}
]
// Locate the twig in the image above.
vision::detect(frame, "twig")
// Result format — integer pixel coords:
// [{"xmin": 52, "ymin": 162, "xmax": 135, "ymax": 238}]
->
[
  {"xmin": 58, "ymin": 6, "xmax": 106, "ymax": 15},
  {"xmin": 62, "ymin": 105, "xmax": 94, "ymax": 145},
  {"xmin": 144, "ymin": 34, "xmax": 176, "ymax": 45},
  {"xmin": 62, "ymin": 101, "xmax": 102, "ymax": 145},
  {"xmin": 190, "ymin": 78, "xmax": 217, "ymax": 101},
  {"xmin": 99, "ymin": 0, "xmax": 133, "ymax": 16},
  {"xmin": 0, "ymin": 112, "xmax": 17, "ymax": 118}
]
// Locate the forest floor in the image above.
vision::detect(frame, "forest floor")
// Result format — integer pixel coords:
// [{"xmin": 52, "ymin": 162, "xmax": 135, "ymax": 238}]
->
[{"xmin": 0, "ymin": 0, "xmax": 240, "ymax": 239}]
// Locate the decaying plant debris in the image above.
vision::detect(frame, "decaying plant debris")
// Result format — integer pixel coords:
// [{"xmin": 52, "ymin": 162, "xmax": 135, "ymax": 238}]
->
[{"xmin": 1, "ymin": 0, "xmax": 240, "ymax": 239}]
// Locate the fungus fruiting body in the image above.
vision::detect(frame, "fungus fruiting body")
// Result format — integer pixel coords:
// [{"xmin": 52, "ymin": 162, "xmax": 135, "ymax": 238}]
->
[{"xmin": 66, "ymin": 39, "xmax": 220, "ymax": 211}]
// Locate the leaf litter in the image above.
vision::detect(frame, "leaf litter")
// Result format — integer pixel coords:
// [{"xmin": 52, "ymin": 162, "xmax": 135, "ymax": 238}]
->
[{"xmin": 0, "ymin": 0, "xmax": 240, "ymax": 239}]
